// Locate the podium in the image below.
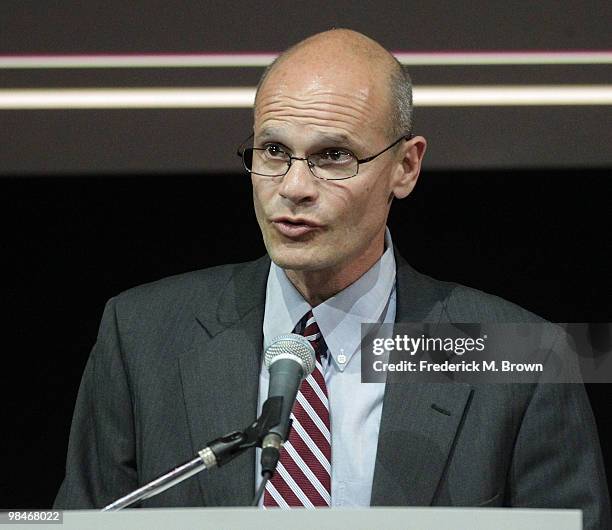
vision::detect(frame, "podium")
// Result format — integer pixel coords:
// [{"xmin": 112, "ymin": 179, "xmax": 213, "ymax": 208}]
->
[{"xmin": 15, "ymin": 507, "xmax": 582, "ymax": 529}]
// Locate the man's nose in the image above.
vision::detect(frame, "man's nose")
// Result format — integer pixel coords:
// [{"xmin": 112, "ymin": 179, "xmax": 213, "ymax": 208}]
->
[{"xmin": 278, "ymin": 158, "xmax": 319, "ymax": 204}]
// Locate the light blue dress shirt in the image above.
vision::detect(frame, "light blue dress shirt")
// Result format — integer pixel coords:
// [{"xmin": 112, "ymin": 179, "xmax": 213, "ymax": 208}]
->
[{"xmin": 256, "ymin": 229, "xmax": 397, "ymax": 507}]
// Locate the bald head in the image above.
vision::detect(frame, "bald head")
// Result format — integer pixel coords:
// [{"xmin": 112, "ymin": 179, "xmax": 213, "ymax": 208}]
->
[
  {"xmin": 249, "ymin": 29, "xmax": 427, "ymax": 299},
  {"xmin": 255, "ymin": 29, "xmax": 413, "ymax": 140}
]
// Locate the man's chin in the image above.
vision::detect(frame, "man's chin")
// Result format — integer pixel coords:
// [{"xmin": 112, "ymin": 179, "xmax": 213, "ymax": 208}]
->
[{"xmin": 267, "ymin": 246, "xmax": 332, "ymax": 272}]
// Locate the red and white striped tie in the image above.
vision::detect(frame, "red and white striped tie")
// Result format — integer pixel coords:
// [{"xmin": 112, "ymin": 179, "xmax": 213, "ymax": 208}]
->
[{"xmin": 263, "ymin": 311, "xmax": 332, "ymax": 508}]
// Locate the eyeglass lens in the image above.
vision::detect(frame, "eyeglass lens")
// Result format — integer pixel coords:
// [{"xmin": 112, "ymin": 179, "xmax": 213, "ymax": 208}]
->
[{"xmin": 246, "ymin": 148, "xmax": 358, "ymax": 180}]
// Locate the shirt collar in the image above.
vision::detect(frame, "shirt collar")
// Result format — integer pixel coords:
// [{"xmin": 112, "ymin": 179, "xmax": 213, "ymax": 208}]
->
[{"xmin": 263, "ymin": 228, "xmax": 397, "ymax": 372}]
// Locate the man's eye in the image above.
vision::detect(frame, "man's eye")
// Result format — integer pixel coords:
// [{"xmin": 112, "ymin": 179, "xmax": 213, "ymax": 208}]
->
[
  {"xmin": 320, "ymin": 149, "xmax": 352, "ymax": 162},
  {"xmin": 264, "ymin": 145, "xmax": 287, "ymax": 158}
]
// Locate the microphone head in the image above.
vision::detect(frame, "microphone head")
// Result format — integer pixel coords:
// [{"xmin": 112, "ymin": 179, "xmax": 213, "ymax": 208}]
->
[{"xmin": 264, "ymin": 333, "xmax": 316, "ymax": 378}]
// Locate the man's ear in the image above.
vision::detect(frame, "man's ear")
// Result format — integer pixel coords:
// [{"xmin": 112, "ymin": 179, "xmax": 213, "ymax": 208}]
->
[{"xmin": 391, "ymin": 135, "xmax": 427, "ymax": 199}]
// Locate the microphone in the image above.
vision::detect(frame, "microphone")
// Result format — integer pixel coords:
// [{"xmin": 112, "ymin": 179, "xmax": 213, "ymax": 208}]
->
[{"xmin": 260, "ymin": 333, "xmax": 316, "ymax": 476}]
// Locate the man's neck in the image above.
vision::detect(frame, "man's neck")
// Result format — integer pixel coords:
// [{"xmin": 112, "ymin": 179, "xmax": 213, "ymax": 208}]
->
[{"xmin": 284, "ymin": 238, "xmax": 385, "ymax": 307}]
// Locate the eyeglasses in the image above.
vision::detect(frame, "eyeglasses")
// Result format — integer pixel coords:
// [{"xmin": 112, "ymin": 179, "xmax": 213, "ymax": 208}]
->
[{"xmin": 236, "ymin": 133, "xmax": 412, "ymax": 181}]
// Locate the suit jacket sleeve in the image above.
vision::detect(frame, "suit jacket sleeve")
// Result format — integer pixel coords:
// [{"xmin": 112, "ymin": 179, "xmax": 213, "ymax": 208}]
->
[
  {"xmin": 509, "ymin": 380, "xmax": 611, "ymax": 529},
  {"xmin": 54, "ymin": 297, "xmax": 138, "ymax": 509}
]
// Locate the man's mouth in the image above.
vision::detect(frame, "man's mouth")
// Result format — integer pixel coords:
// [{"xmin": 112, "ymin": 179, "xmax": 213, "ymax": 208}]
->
[{"xmin": 270, "ymin": 217, "xmax": 322, "ymax": 238}]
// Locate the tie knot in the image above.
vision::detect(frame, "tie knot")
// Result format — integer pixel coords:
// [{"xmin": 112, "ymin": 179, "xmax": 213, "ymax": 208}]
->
[{"xmin": 301, "ymin": 310, "xmax": 326, "ymax": 360}]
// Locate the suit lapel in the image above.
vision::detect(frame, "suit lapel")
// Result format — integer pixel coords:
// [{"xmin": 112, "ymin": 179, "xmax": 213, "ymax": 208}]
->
[
  {"xmin": 178, "ymin": 256, "xmax": 270, "ymax": 506},
  {"xmin": 371, "ymin": 254, "xmax": 474, "ymax": 506}
]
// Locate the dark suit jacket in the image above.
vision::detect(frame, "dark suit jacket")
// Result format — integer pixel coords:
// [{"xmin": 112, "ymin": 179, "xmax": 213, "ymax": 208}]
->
[{"xmin": 55, "ymin": 254, "xmax": 611, "ymax": 528}]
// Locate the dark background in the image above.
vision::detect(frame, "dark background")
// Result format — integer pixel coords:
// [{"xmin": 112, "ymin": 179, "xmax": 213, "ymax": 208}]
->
[
  {"xmin": 1, "ymin": 0, "xmax": 611, "ymax": 174},
  {"xmin": 1, "ymin": 0, "xmax": 611, "ymax": 510}
]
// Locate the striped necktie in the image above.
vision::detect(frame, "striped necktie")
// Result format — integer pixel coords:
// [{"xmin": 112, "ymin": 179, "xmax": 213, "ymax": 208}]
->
[{"xmin": 263, "ymin": 310, "xmax": 332, "ymax": 508}]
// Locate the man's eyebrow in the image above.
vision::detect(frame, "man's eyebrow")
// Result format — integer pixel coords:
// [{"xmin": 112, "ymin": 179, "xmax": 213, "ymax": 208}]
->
[
  {"xmin": 314, "ymin": 132, "xmax": 352, "ymax": 146},
  {"xmin": 256, "ymin": 129, "xmax": 281, "ymax": 142},
  {"xmin": 257, "ymin": 129, "xmax": 354, "ymax": 148}
]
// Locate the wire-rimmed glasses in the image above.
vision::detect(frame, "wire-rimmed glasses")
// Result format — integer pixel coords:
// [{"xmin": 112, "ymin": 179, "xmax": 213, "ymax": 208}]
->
[{"xmin": 237, "ymin": 133, "xmax": 411, "ymax": 181}]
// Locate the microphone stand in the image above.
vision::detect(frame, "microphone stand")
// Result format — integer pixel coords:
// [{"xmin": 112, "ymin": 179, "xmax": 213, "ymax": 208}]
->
[{"xmin": 101, "ymin": 397, "xmax": 283, "ymax": 511}]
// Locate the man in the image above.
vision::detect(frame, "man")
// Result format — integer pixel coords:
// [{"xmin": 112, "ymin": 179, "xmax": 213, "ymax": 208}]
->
[{"xmin": 55, "ymin": 29, "xmax": 610, "ymax": 527}]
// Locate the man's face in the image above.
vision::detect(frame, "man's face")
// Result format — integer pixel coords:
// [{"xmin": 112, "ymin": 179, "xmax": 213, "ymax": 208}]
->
[{"xmin": 252, "ymin": 57, "xmax": 404, "ymax": 279}]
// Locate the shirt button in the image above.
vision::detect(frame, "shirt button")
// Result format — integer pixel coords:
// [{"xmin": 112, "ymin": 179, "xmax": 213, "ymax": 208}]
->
[{"xmin": 338, "ymin": 353, "xmax": 347, "ymax": 364}]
